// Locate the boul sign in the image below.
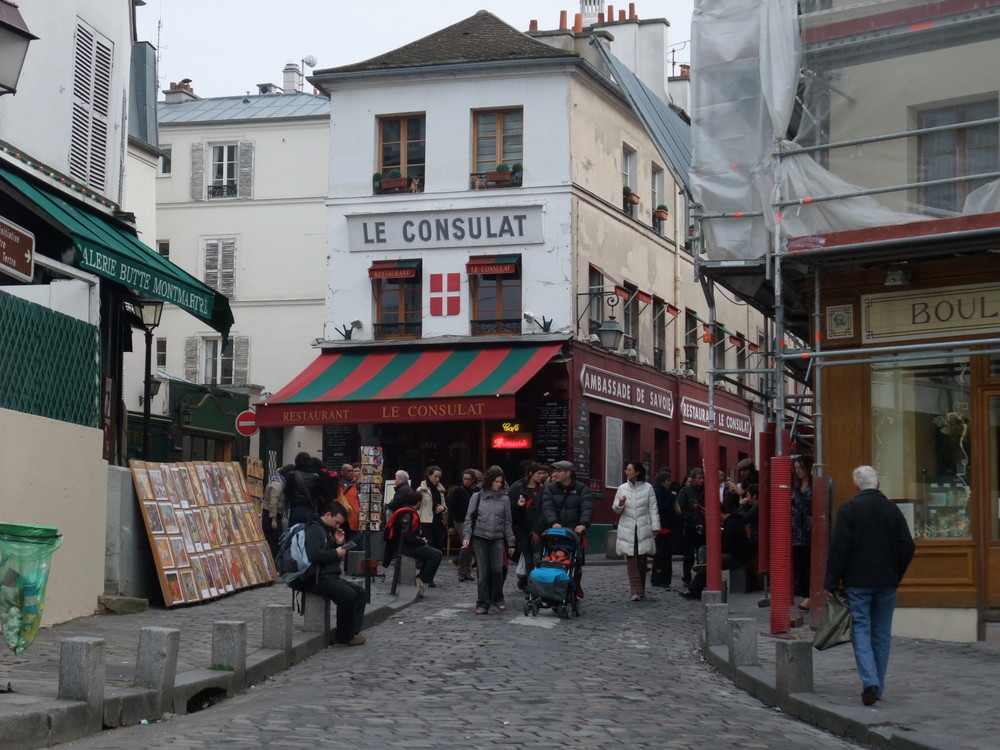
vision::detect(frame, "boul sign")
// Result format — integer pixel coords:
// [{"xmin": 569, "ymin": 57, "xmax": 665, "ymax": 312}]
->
[
  {"xmin": 680, "ymin": 397, "xmax": 752, "ymax": 440},
  {"xmin": 862, "ymin": 282, "xmax": 1000, "ymax": 343}
]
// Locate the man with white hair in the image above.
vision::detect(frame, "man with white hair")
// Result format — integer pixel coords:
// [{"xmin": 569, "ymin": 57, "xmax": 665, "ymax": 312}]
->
[{"xmin": 823, "ymin": 465, "xmax": 914, "ymax": 707}]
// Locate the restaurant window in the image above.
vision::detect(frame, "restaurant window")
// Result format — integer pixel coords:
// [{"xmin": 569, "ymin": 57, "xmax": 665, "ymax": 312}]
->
[
  {"xmin": 473, "ymin": 109, "xmax": 523, "ymax": 173},
  {"xmin": 469, "ymin": 255, "xmax": 521, "ymax": 335},
  {"xmin": 871, "ymin": 356, "xmax": 971, "ymax": 540},
  {"xmin": 379, "ymin": 114, "xmax": 426, "ymax": 186},
  {"xmin": 372, "ymin": 262, "xmax": 422, "ymax": 339},
  {"xmin": 209, "ymin": 144, "xmax": 238, "ymax": 199},
  {"xmin": 918, "ymin": 98, "xmax": 999, "ymax": 215}
]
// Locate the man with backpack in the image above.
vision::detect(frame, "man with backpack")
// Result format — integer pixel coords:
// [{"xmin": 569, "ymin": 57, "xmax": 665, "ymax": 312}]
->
[{"xmin": 301, "ymin": 501, "xmax": 368, "ymax": 646}]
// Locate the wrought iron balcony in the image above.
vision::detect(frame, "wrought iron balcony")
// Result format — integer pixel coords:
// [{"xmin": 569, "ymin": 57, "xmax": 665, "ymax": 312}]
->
[
  {"xmin": 373, "ymin": 322, "xmax": 422, "ymax": 340},
  {"xmin": 471, "ymin": 318, "xmax": 521, "ymax": 335},
  {"xmin": 207, "ymin": 183, "xmax": 238, "ymax": 199}
]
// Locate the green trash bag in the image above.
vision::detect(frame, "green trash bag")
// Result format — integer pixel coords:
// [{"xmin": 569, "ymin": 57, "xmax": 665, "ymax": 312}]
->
[{"xmin": 0, "ymin": 523, "xmax": 63, "ymax": 655}]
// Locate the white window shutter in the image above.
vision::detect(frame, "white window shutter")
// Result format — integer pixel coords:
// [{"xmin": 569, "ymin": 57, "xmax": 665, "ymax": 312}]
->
[
  {"xmin": 233, "ymin": 336, "xmax": 250, "ymax": 386},
  {"xmin": 184, "ymin": 337, "xmax": 199, "ymax": 382},
  {"xmin": 237, "ymin": 141, "xmax": 254, "ymax": 199},
  {"xmin": 220, "ymin": 238, "xmax": 236, "ymax": 298},
  {"xmin": 190, "ymin": 142, "xmax": 205, "ymax": 200},
  {"xmin": 204, "ymin": 239, "xmax": 220, "ymax": 291},
  {"xmin": 69, "ymin": 23, "xmax": 111, "ymax": 192}
]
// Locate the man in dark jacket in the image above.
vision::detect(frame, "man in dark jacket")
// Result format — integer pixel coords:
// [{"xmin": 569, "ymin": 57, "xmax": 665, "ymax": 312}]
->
[
  {"xmin": 447, "ymin": 470, "xmax": 477, "ymax": 582},
  {"xmin": 541, "ymin": 460, "xmax": 592, "ymax": 597},
  {"xmin": 302, "ymin": 501, "xmax": 368, "ymax": 646},
  {"xmin": 823, "ymin": 466, "xmax": 914, "ymax": 706},
  {"xmin": 676, "ymin": 468, "xmax": 706, "ymax": 585},
  {"xmin": 651, "ymin": 468, "xmax": 679, "ymax": 587},
  {"xmin": 285, "ymin": 452, "xmax": 322, "ymax": 526},
  {"xmin": 386, "ymin": 491, "xmax": 443, "ymax": 596}
]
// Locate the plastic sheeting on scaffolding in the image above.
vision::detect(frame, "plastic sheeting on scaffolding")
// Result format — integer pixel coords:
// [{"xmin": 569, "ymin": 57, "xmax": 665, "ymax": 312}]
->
[{"xmin": 690, "ymin": 0, "xmax": 1000, "ymax": 261}]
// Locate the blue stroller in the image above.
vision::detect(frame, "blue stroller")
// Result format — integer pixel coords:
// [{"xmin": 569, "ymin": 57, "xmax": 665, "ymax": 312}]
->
[{"xmin": 523, "ymin": 528, "xmax": 580, "ymax": 619}]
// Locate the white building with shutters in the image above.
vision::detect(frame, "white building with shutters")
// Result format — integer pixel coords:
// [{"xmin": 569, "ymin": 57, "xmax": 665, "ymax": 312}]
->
[{"xmin": 126, "ymin": 73, "xmax": 330, "ymax": 448}]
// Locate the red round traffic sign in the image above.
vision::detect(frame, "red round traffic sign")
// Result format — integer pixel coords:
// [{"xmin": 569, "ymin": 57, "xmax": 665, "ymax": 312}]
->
[{"xmin": 235, "ymin": 409, "xmax": 258, "ymax": 436}]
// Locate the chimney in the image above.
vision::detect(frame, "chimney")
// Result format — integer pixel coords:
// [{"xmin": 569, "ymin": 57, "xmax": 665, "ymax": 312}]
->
[
  {"xmin": 283, "ymin": 62, "xmax": 301, "ymax": 93},
  {"xmin": 559, "ymin": 10, "xmax": 568, "ymax": 29},
  {"xmin": 680, "ymin": 64, "xmax": 690, "ymax": 77},
  {"xmin": 619, "ymin": 9, "xmax": 626, "ymax": 20},
  {"xmin": 608, "ymin": 5, "xmax": 615, "ymax": 22},
  {"xmin": 580, "ymin": 0, "xmax": 601, "ymax": 25},
  {"xmin": 529, "ymin": 19, "xmax": 538, "ymax": 30},
  {"xmin": 629, "ymin": 2, "xmax": 637, "ymax": 19},
  {"xmin": 162, "ymin": 79, "xmax": 199, "ymax": 104},
  {"xmin": 573, "ymin": 13, "xmax": 583, "ymax": 32}
]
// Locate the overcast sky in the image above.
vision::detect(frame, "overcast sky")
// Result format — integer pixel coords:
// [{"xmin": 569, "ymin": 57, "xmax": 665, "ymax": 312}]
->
[{"xmin": 135, "ymin": 1, "xmax": 694, "ymax": 100}]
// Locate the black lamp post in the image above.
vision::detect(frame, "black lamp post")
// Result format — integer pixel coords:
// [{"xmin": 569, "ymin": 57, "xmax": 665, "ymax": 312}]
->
[
  {"xmin": 595, "ymin": 295, "xmax": 624, "ymax": 351},
  {"xmin": 136, "ymin": 298, "xmax": 164, "ymax": 460},
  {"xmin": 0, "ymin": 1, "xmax": 38, "ymax": 96},
  {"xmin": 682, "ymin": 341, "xmax": 699, "ymax": 373}
]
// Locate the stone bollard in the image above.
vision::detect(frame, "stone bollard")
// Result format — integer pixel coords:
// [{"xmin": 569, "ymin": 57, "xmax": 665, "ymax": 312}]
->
[
  {"xmin": 302, "ymin": 591, "xmax": 331, "ymax": 634},
  {"xmin": 704, "ymin": 602, "xmax": 729, "ymax": 648},
  {"xmin": 727, "ymin": 617, "xmax": 758, "ymax": 669},
  {"xmin": 211, "ymin": 621, "xmax": 247, "ymax": 688},
  {"xmin": 703, "ymin": 589, "xmax": 726, "ymax": 606},
  {"xmin": 262, "ymin": 604, "xmax": 293, "ymax": 658},
  {"xmin": 58, "ymin": 637, "xmax": 105, "ymax": 733},
  {"xmin": 775, "ymin": 640, "xmax": 813, "ymax": 696},
  {"xmin": 134, "ymin": 626, "xmax": 180, "ymax": 718}
]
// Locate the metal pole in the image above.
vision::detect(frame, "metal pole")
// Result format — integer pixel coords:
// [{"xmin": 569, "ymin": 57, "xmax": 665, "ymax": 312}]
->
[{"xmin": 142, "ymin": 327, "xmax": 153, "ymax": 460}]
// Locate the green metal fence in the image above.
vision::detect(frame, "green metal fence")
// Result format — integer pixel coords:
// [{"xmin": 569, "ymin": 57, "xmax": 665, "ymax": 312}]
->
[{"xmin": 0, "ymin": 291, "xmax": 99, "ymax": 427}]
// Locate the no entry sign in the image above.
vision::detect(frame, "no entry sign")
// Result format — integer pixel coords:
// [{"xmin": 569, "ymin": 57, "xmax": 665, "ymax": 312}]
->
[{"xmin": 235, "ymin": 409, "xmax": 258, "ymax": 436}]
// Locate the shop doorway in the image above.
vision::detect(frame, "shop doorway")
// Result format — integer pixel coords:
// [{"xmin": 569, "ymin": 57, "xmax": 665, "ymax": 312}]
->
[{"xmin": 984, "ymin": 392, "xmax": 1000, "ymax": 613}]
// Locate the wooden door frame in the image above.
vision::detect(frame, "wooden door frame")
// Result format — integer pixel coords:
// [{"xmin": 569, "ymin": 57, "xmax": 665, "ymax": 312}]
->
[{"xmin": 976, "ymin": 383, "xmax": 1000, "ymax": 631}]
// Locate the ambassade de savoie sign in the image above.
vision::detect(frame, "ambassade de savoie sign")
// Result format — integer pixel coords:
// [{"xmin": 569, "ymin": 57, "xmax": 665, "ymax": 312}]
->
[{"xmin": 580, "ymin": 365, "xmax": 674, "ymax": 418}]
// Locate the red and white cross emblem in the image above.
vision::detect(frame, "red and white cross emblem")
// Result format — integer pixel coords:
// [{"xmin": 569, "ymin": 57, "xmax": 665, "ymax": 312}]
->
[{"xmin": 429, "ymin": 273, "xmax": 461, "ymax": 316}]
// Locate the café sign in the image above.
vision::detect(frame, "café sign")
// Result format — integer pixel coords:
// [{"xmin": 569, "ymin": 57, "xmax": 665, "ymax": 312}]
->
[
  {"xmin": 347, "ymin": 205, "xmax": 544, "ymax": 251},
  {"xmin": 862, "ymin": 282, "xmax": 1000, "ymax": 344},
  {"xmin": 580, "ymin": 365, "xmax": 673, "ymax": 418},
  {"xmin": 0, "ymin": 216, "xmax": 34, "ymax": 283},
  {"xmin": 255, "ymin": 395, "xmax": 515, "ymax": 427},
  {"xmin": 680, "ymin": 397, "xmax": 753, "ymax": 440}
]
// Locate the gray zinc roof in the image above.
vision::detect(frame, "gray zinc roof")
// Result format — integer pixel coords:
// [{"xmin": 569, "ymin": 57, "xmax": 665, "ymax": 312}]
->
[
  {"xmin": 157, "ymin": 91, "xmax": 329, "ymax": 124},
  {"xmin": 314, "ymin": 10, "xmax": 574, "ymax": 76}
]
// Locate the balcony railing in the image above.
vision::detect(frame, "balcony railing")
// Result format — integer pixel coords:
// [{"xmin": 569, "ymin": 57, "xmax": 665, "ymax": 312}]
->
[
  {"xmin": 653, "ymin": 347, "xmax": 665, "ymax": 370},
  {"xmin": 471, "ymin": 318, "xmax": 521, "ymax": 335},
  {"xmin": 373, "ymin": 322, "xmax": 422, "ymax": 340},
  {"xmin": 623, "ymin": 334, "xmax": 637, "ymax": 351},
  {"xmin": 207, "ymin": 183, "xmax": 238, "ymax": 199}
]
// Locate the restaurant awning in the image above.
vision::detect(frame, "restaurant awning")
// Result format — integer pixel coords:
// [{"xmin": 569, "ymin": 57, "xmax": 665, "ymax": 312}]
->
[
  {"xmin": 256, "ymin": 342, "xmax": 563, "ymax": 427},
  {"xmin": 368, "ymin": 259, "xmax": 420, "ymax": 278},
  {"xmin": 466, "ymin": 254, "xmax": 519, "ymax": 275},
  {"xmin": 0, "ymin": 165, "xmax": 233, "ymax": 338}
]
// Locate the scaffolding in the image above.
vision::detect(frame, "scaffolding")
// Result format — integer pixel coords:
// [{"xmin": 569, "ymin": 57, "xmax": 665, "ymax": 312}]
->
[{"xmin": 687, "ymin": 0, "xmax": 1000, "ymax": 631}]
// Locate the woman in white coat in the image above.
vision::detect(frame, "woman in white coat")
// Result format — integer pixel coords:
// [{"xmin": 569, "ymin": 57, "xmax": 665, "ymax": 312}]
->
[{"xmin": 613, "ymin": 462, "xmax": 661, "ymax": 601}]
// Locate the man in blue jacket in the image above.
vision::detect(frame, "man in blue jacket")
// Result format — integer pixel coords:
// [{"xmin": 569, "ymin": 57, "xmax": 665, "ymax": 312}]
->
[{"xmin": 823, "ymin": 466, "xmax": 914, "ymax": 706}]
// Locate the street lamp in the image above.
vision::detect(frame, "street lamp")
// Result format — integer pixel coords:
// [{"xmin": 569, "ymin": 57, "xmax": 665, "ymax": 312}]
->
[
  {"xmin": 0, "ymin": 1, "xmax": 38, "ymax": 96},
  {"xmin": 136, "ymin": 298, "xmax": 164, "ymax": 460},
  {"xmin": 595, "ymin": 295, "xmax": 624, "ymax": 351}
]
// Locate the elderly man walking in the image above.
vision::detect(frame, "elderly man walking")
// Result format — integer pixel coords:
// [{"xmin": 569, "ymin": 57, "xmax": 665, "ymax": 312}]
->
[{"xmin": 823, "ymin": 465, "xmax": 914, "ymax": 706}]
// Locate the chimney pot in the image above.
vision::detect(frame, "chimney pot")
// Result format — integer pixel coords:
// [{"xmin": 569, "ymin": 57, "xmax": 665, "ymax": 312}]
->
[
  {"xmin": 619, "ymin": 9, "xmax": 626, "ymax": 20},
  {"xmin": 680, "ymin": 64, "xmax": 691, "ymax": 77},
  {"xmin": 629, "ymin": 2, "xmax": 636, "ymax": 19},
  {"xmin": 573, "ymin": 12, "xmax": 583, "ymax": 32},
  {"xmin": 529, "ymin": 19, "xmax": 538, "ymax": 31},
  {"xmin": 559, "ymin": 10, "xmax": 567, "ymax": 29},
  {"xmin": 608, "ymin": 5, "xmax": 614, "ymax": 21}
]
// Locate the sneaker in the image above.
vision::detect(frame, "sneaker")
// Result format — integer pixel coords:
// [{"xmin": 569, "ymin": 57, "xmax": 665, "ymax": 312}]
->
[
  {"xmin": 862, "ymin": 686, "xmax": 878, "ymax": 706},
  {"xmin": 475, "ymin": 607, "xmax": 488, "ymax": 615},
  {"xmin": 416, "ymin": 579, "xmax": 427, "ymax": 598},
  {"xmin": 496, "ymin": 601, "xmax": 506, "ymax": 611},
  {"xmin": 335, "ymin": 633, "xmax": 366, "ymax": 646},
  {"xmin": 631, "ymin": 594, "xmax": 642, "ymax": 601}
]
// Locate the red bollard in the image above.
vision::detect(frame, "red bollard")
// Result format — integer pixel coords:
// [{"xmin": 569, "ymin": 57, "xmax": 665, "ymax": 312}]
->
[{"xmin": 769, "ymin": 454, "xmax": 792, "ymax": 634}]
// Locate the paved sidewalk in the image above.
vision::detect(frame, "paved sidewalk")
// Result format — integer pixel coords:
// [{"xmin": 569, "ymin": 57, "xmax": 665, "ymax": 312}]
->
[{"xmin": 708, "ymin": 588, "xmax": 1000, "ymax": 750}]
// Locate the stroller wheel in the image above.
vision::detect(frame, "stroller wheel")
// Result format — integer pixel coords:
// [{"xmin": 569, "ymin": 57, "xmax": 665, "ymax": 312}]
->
[
  {"xmin": 558, "ymin": 604, "xmax": 568, "ymax": 619},
  {"xmin": 523, "ymin": 600, "xmax": 530, "ymax": 616},
  {"xmin": 531, "ymin": 600, "xmax": 540, "ymax": 617},
  {"xmin": 573, "ymin": 600, "xmax": 581, "ymax": 616}
]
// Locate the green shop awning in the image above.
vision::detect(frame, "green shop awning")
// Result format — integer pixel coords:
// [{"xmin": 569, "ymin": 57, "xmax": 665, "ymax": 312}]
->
[{"xmin": 0, "ymin": 165, "xmax": 233, "ymax": 338}]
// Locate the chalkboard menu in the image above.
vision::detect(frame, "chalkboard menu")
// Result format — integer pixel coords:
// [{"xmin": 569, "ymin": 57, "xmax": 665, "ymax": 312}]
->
[
  {"xmin": 535, "ymin": 402, "xmax": 568, "ymax": 466},
  {"xmin": 572, "ymin": 402, "xmax": 590, "ymax": 485},
  {"xmin": 322, "ymin": 424, "xmax": 357, "ymax": 468}
]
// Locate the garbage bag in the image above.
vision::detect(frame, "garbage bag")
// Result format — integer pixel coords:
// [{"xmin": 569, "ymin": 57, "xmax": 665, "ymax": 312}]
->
[{"xmin": 0, "ymin": 523, "xmax": 63, "ymax": 655}]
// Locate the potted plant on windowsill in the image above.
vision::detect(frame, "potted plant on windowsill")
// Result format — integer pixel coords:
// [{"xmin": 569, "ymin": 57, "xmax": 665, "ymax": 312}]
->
[
  {"xmin": 379, "ymin": 169, "xmax": 407, "ymax": 191},
  {"xmin": 486, "ymin": 163, "xmax": 514, "ymax": 183},
  {"xmin": 653, "ymin": 204, "xmax": 669, "ymax": 220},
  {"xmin": 623, "ymin": 186, "xmax": 641, "ymax": 204}
]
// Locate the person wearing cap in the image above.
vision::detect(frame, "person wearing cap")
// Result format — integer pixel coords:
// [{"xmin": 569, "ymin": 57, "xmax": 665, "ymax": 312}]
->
[{"xmin": 541, "ymin": 460, "xmax": 592, "ymax": 598}]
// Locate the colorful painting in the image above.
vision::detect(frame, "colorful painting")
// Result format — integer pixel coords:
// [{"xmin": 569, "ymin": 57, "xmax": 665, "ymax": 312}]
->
[
  {"xmin": 239, "ymin": 546, "xmax": 258, "ymax": 585},
  {"xmin": 179, "ymin": 569, "xmax": 199, "ymax": 602},
  {"xmin": 159, "ymin": 464, "xmax": 179, "ymax": 502},
  {"xmin": 184, "ymin": 511, "xmax": 203, "ymax": 551},
  {"xmin": 159, "ymin": 503, "xmax": 180, "ymax": 534},
  {"xmin": 191, "ymin": 556, "xmax": 209, "ymax": 597},
  {"xmin": 164, "ymin": 571, "xmax": 183, "ymax": 604},
  {"xmin": 169, "ymin": 536, "xmax": 190, "ymax": 567},
  {"xmin": 228, "ymin": 506, "xmax": 246, "ymax": 543},
  {"xmin": 154, "ymin": 537, "xmax": 175, "ymax": 568},
  {"xmin": 187, "ymin": 465, "xmax": 207, "ymax": 506},
  {"xmin": 178, "ymin": 514, "xmax": 196, "ymax": 554},
  {"xmin": 131, "ymin": 462, "xmax": 155, "ymax": 500},
  {"xmin": 143, "ymin": 502, "xmax": 164, "ymax": 534},
  {"xmin": 193, "ymin": 510, "xmax": 212, "ymax": 553},
  {"xmin": 148, "ymin": 469, "xmax": 168, "ymax": 501}
]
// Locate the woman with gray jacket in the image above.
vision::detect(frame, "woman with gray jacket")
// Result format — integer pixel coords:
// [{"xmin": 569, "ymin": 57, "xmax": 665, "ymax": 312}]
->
[
  {"xmin": 613, "ymin": 461, "xmax": 660, "ymax": 601},
  {"xmin": 462, "ymin": 466, "xmax": 515, "ymax": 615}
]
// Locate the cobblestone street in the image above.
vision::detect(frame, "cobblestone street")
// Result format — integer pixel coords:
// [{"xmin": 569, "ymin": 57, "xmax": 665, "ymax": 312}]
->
[{"xmin": 61, "ymin": 565, "xmax": 863, "ymax": 749}]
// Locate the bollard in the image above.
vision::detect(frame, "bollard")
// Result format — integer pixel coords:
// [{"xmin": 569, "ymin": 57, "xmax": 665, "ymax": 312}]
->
[
  {"xmin": 302, "ymin": 591, "xmax": 331, "ymax": 634},
  {"xmin": 704, "ymin": 602, "xmax": 729, "ymax": 648},
  {"xmin": 703, "ymin": 589, "xmax": 726, "ymax": 606},
  {"xmin": 134, "ymin": 626, "xmax": 180, "ymax": 718},
  {"xmin": 211, "ymin": 621, "xmax": 247, "ymax": 687},
  {"xmin": 58, "ymin": 637, "xmax": 105, "ymax": 733},
  {"xmin": 262, "ymin": 603, "xmax": 293, "ymax": 658},
  {"xmin": 727, "ymin": 617, "xmax": 758, "ymax": 668},
  {"xmin": 775, "ymin": 639, "xmax": 813, "ymax": 696}
]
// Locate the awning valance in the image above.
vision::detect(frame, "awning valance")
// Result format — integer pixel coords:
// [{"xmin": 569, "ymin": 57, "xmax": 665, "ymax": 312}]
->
[
  {"xmin": 590, "ymin": 263, "xmax": 622, "ymax": 287},
  {"xmin": 466, "ymin": 254, "xmax": 519, "ymax": 275},
  {"xmin": 256, "ymin": 342, "xmax": 562, "ymax": 427},
  {"xmin": 368, "ymin": 259, "xmax": 420, "ymax": 278},
  {"xmin": 0, "ymin": 165, "xmax": 233, "ymax": 338}
]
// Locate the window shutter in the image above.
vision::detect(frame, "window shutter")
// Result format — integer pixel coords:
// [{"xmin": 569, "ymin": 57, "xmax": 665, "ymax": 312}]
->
[
  {"xmin": 204, "ymin": 239, "xmax": 219, "ymax": 291},
  {"xmin": 184, "ymin": 337, "xmax": 199, "ymax": 382},
  {"xmin": 233, "ymin": 336, "xmax": 250, "ymax": 386},
  {"xmin": 219, "ymin": 239, "xmax": 236, "ymax": 297},
  {"xmin": 190, "ymin": 142, "xmax": 205, "ymax": 200},
  {"xmin": 69, "ymin": 23, "xmax": 112, "ymax": 193},
  {"xmin": 237, "ymin": 141, "xmax": 254, "ymax": 198}
]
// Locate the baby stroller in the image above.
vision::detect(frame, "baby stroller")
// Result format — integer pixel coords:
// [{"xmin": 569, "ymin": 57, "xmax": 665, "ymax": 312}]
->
[{"xmin": 523, "ymin": 528, "xmax": 580, "ymax": 619}]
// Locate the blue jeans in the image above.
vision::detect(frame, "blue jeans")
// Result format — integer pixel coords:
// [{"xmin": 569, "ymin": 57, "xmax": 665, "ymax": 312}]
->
[{"xmin": 845, "ymin": 586, "xmax": 896, "ymax": 697}]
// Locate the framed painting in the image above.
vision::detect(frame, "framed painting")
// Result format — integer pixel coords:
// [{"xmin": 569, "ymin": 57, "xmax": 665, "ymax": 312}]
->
[
  {"xmin": 169, "ymin": 536, "xmax": 190, "ymax": 567},
  {"xmin": 179, "ymin": 569, "xmax": 199, "ymax": 602},
  {"xmin": 143, "ymin": 502, "xmax": 164, "ymax": 534},
  {"xmin": 159, "ymin": 503, "xmax": 180, "ymax": 535}
]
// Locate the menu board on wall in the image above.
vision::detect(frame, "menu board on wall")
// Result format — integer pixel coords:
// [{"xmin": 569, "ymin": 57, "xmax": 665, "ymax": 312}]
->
[
  {"xmin": 357, "ymin": 446, "xmax": 384, "ymax": 532},
  {"xmin": 322, "ymin": 425, "xmax": 357, "ymax": 469},
  {"xmin": 130, "ymin": 460, "xmax": 277, "ymax": 608},
  {"xmin": 572, "ymin": 401, "xmax": 591, "ymax": 485},
  {"xmin": 535, "ymin": 402, "xmax": 568, "ymax": 467}
]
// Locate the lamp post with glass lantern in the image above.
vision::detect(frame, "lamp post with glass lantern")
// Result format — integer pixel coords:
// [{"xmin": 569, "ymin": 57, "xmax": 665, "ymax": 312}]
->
[
  {"xmin": 136, "ymin": 298, "xmax": 164, "ymax": 460},
  {"xmin": 595, "ymin": 295, "xmax": 624, "ymax": 352},
  {"xmin": 0, "ymin": 0, "xmax": 38, "ymax": 96}
]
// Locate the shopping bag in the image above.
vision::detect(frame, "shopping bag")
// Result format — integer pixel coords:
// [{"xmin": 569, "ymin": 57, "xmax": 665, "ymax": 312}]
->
[{"xmin": 813, "ymin": 590, "xmax": 852, "ymax": 650}]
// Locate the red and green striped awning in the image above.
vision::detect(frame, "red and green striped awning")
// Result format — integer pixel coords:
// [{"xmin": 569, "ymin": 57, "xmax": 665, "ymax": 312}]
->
[{"xmin": 256, "ymin": 343, "xmax": 562, "ymax": 427}]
